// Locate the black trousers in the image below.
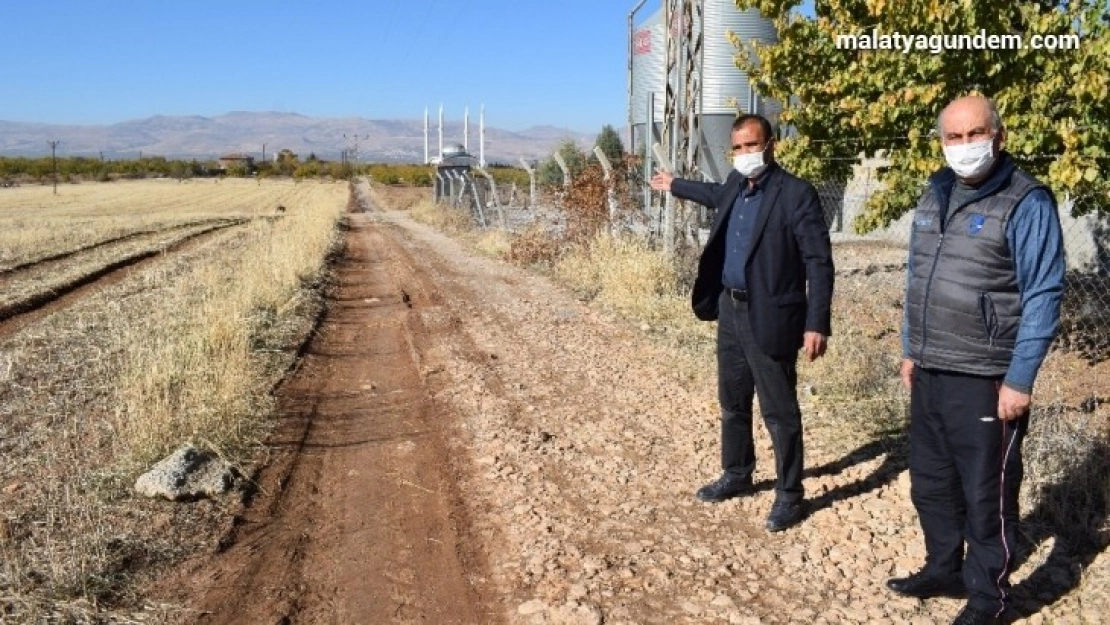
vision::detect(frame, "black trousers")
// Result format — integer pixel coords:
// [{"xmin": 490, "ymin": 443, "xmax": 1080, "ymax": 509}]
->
[
  {"xmin": 716, "ymin": 291, "xmax": 804, "ymax": 502},
  {"xmin": 909, "ymin": 367, "xmax": 1027, "ymax": 616}
]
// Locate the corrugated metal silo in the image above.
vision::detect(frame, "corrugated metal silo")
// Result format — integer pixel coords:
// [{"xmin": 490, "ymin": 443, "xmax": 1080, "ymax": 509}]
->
[
  {"xmin": 630, "ymin": 0, "xmax": 781, "ymax": 182},
  {"xmin": 700, "ymin": 1, "xmax": 777, "ymax": 116},
  {"xmin": 630, "ymin": 8, "xmax": 665, "ymax": 157},
  {"xmin": 697, "ymin": 0, "xmax": 781, "ymax": 181}
]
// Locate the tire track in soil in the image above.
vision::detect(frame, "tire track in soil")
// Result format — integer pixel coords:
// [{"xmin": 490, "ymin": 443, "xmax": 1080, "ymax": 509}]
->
[
  {"xmin": 0, "ymin": 219, "xmax": 250, "ymax": 341},
  {"xmin": 0, "ymin": 217, "xmax": 241, "ymax": 277},
  {"xmin": 161, "ymin": 210, "xmax": 497, "ymax": 624}
]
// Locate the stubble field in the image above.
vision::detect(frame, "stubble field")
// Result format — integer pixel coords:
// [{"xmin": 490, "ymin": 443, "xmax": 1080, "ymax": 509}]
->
[{"xmin": 0, "ymin": 178, "xmax": 347, "ymax": 620}]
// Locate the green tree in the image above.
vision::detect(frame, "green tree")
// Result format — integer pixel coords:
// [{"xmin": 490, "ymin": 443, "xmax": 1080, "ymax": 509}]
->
[
  {"xmin": 275, "ymin": 149, "xmax": 299, "ymax": 176},
  {"xmin": 538, "ymin": 139, "xmax": 588, "ymax": 187},
  {"xmin": 225, "ymin": 162, "xmax": 249, "ymax": 178},
  {"xmin": 169, "ymin": 160, "xmax": 192, "ymax": 180},
  {"xmin": 595, "ymin": 124, "xmax": 626, "ymax": 165},
  {"xmin": 733, "ymin": 0, "xmax": 1110, "ymax": 232}
]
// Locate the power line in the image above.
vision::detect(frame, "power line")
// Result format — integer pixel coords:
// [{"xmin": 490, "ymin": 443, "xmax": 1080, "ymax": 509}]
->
[
  {"xmin": 394, "ymin": 0, "xmax": 441, "ymax": 72},
  {"xmin": 366, "ymin": 0, "xmax": 402, "ymax": 82}
]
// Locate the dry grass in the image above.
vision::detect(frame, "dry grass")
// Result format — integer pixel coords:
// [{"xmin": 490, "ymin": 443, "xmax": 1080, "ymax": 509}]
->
[
  {"xmin": 392, "ymin": 192, "xmax": 517, "ymax": 263},
  {"xmin": 472, "ymin": 229, "xmax": 513, "ymax": 260},
  {"xmin": 553, "ymin": 231, "xmax": 695, "ymax": 325},
  {"xmin": 111, "ymin": 196, "xmax": 344, "ymax": 465},
  {"xmin": 366, "ymin": 184, "xmax": 428, "ymax": 212},
  {"xmin": 0, "ymin": 178, "xmax": 286, "ymax": 270},
  {"xmin": 0, "ymin": 220, "xmax": 240, "ymax": 310},
  {"xmin": 408, "ymin": 198, "xmax": 476, "ymax": 234},
  {"xmin": 0, "ymin": 178, "xmax": 348, "ymax": 620}
]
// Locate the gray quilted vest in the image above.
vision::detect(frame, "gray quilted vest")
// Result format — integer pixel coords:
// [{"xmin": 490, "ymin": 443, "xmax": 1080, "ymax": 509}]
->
[{"xmin": 905, "ymin": 166, "xmax": 1044, "ymax": 376}]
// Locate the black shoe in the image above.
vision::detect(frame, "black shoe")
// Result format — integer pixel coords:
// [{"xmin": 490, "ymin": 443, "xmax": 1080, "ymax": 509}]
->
[
  {"xmin": 765, "ymin": 499, "xmax": 806, "ymax": 532},
  {"xmin": 695, "ymin": 474, "xmax": 753, "ymax": 503},
  {"xmin": 951, "ymin": 605, "xmax": 1004, "ymax": 625},
  {"xmin": 886, "ymin": 570, "xmax": 967, "ymax": 599}
]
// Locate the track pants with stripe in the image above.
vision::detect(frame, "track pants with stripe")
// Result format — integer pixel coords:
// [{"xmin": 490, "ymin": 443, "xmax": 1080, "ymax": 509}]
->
[{"xmin": 909, "ymin": 367, "xmax": 1028, "ymax": 616}]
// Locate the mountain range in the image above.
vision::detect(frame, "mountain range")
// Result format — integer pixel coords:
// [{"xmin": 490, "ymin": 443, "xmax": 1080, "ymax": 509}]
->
[{"xmin": 0, "ymin": 111, "xmax": 599, "ymax": 165}]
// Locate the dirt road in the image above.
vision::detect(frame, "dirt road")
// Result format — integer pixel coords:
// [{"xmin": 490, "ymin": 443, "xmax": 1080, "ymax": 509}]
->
[
  {"xmin": 157, "ymin": 183, "xmax": 1108, "ymax": 624},
  {"xmin": 160, "ymin": 202, "xmax": 497, "ymax": 623}
]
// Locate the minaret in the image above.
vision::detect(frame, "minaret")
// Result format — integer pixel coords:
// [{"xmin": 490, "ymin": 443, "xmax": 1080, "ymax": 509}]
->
[{"xmin": 464, "ymin": 106, "xmax": 470, "ymax": 152}]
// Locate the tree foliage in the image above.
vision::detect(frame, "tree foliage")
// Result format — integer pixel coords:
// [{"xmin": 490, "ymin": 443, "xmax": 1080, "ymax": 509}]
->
[
  {"xmin": 538, "ymin": 140, "xmax": 589, "ymax": 187},
  {"xmin": 595, "ymin": 124, "xmax": 626, "ymax": 165},
  {"xmin": 732, "ymin": 0, "xmax": 1110, "ymax": 232}
]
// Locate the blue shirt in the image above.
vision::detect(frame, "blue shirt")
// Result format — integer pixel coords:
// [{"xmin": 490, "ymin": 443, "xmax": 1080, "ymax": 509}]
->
[
  {"xmin": 722, "ymin": 180, "xmax": 764, "ymax": 290},
  {"xmin": 902, "ymin": 187, "xmax": 1065, "ymax": 393}
]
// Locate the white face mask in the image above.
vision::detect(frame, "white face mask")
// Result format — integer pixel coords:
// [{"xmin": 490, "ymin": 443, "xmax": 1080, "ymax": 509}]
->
[
  {"xmin": 943, "ymin": 138, "xmax": 996, "ymax": 179},
  {"xmin": 732, "ymin": 146, "xmax": 769, "ymax": 178}
]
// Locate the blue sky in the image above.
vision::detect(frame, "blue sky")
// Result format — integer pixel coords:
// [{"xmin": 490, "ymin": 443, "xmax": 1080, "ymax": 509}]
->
[{"xmin": 2, "ymin": 1, "xmax": 687, "ymax": 134}]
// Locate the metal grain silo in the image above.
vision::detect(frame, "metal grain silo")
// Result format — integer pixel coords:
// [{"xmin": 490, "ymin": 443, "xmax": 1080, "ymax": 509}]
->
[
  {"xmin": 630, "ymin": 8, "xmax": 665, "ymax": 157},
  {"xmin": 700, "ymin": 1, "xmax": 778, "ymax": 117},
  {"xmin": 698, "ymin": 0, "xmax": 781, "ymax": 181},
  {"xmin": 629, "ymin": 0, "xmax": 781, "ymax": 182}
]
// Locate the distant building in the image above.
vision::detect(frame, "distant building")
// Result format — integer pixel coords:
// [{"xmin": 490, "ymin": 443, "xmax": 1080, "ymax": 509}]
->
[
  {"xmin": 433, "ymin": 143, "xmax": 475, "ymax": 202},
  {"xmin": 217, "ymin": 153, "xmax": 256, "ymax": 171}
]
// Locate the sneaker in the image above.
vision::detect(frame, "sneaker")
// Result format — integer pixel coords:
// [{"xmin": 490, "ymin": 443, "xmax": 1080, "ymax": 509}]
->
[
  {"xmin": 765, "ymin": 499, "xmax": 806, "ymax": 532},
  {"xmin": 695, "ymin": 473, "xmax": 753, "ymax": 503},
  {"xmin": 886, "ymin": 570, "xmax": 967, "ymax": 599}
]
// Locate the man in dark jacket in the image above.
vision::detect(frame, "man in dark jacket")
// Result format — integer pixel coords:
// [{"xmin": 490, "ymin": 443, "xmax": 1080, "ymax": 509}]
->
[
  {"xmin": 650, "ymin": 114, "xmax": 834, "ymax": 532},
  {"xmin": 888, "ymin": 95, "xmax": 1065, "ymax": 625}
]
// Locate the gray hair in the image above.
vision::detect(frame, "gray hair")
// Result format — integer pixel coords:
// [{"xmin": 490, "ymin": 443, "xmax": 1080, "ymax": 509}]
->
[{"xmin": 935, "ymin": 97, "xmax": 1002, "ymax": 137}]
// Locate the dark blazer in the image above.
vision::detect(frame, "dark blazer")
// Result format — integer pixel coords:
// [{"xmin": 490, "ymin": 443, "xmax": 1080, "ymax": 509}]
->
[{"xmin": 672, "ymin": 164, "xmax": 834, "ymax": 359}]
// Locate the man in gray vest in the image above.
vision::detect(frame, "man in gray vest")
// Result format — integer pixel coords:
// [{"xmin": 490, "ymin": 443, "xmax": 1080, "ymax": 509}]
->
[{"xmin": 887, "ymin": 95, "xmax": 1065, "ymax": 625}]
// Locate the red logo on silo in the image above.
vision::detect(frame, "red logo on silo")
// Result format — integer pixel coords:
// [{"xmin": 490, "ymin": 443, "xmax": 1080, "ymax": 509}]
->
[{"xmin": 634, "ymin": 29, "xmax": 652, "ymax": 54}]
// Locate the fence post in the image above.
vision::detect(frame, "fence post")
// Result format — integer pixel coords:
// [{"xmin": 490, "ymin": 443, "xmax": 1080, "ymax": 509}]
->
[
  {"xmin": 447, "ymin": 171, "xmax": 458, "ymax": 205},
  {"xmin": 478, "ymin": 168, "xmax": 508, "ymax": 229},
  {"xmin": 593, "ymin": 146, "xmax": 619, "ymax": 233},
  {"xmin": 553, "ymin": 151, "xmax": 571, "ymax": 189},
  {"xmin": 519, "ymin": 157, "xmax": 537, "ymax": 210},
  {"xmin": 653, "ymin": 142, "xmax": 676, "ymax": 254},
  {"xmin": 477, "ymin": 168, "xmax": 499, "ymax": 207},
  {"xmin": 464, "ymin": 172, "xmax": 487, "ymax": 227}
]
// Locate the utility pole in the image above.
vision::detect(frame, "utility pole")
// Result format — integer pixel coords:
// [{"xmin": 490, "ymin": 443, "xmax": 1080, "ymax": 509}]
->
[
  {"xmin": 48, "ymin": 140, "xmax": 60, "ymax": 195},
  {"xmin": 343, "ymin": 133, "xmax": 362, "ymax": 165},
  {"xmin": 262, "ymin": 143, "xmax": 267, "ymax": 163}
]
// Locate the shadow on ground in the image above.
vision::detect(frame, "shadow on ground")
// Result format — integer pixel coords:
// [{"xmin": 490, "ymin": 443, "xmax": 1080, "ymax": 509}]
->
[
  {"xmin": 1010, "ymin": 433, "xmax": 1110, "ymax": 618},
  {"xmin": 798, "ymin": 415, "xmax": 1108, "ymax": 622}
]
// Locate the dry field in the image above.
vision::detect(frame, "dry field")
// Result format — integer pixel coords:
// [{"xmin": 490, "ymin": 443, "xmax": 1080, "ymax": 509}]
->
[{"xmin": 0, "ymin": 178, "xmax": 347, "ymax": 621}]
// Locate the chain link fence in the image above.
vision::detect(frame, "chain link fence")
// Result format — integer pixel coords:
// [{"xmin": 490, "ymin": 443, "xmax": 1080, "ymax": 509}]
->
[{"xmin": 435, "ymin": 157, "xmax": 1108, "ymax": 365}]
